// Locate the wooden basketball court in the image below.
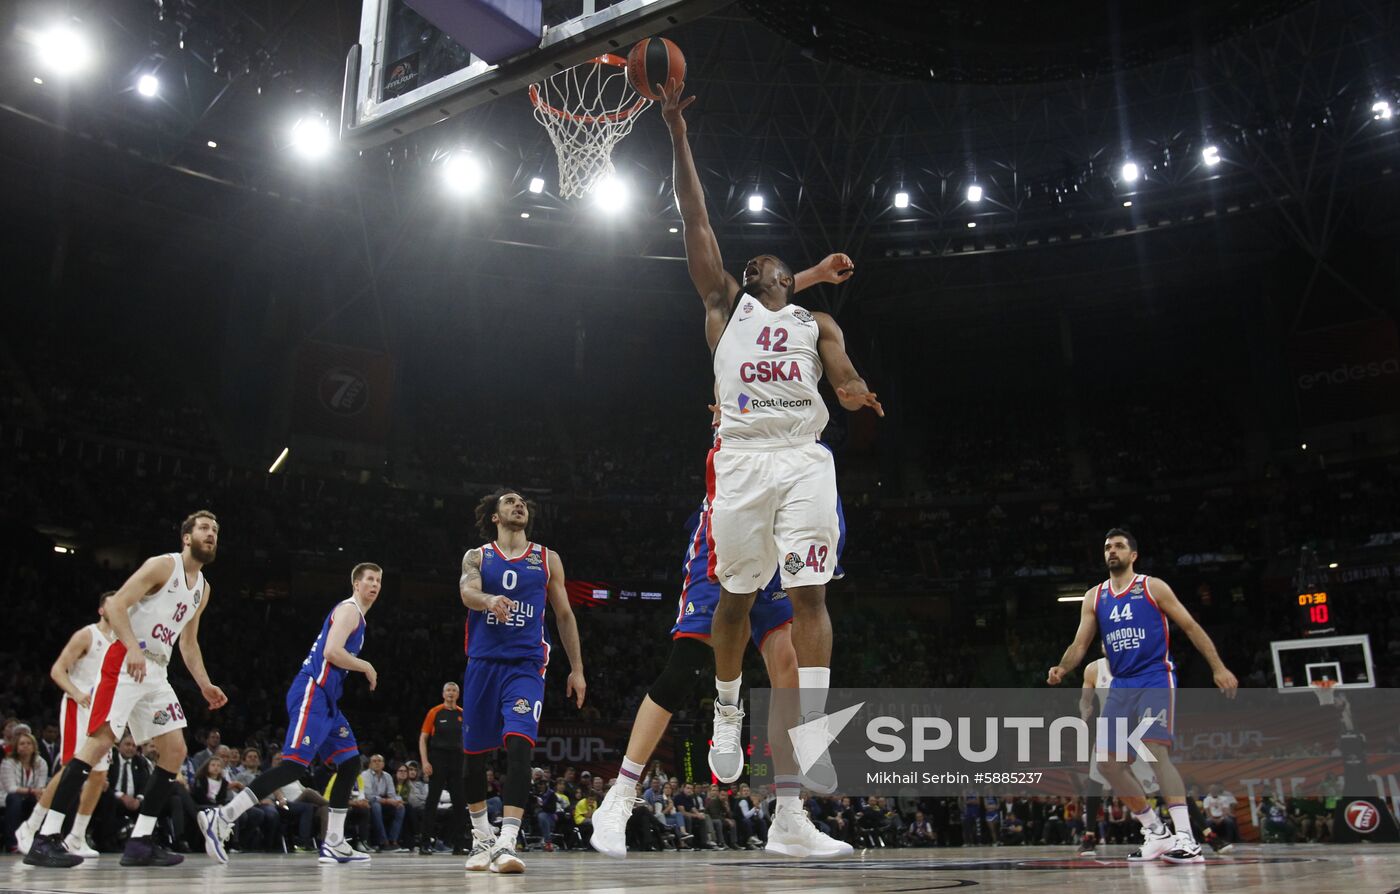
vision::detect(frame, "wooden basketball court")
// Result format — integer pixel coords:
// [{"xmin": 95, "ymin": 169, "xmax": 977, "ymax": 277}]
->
[{"xmin": 5, "ymin": 844, "xmax": 1397, "ymax": 893}]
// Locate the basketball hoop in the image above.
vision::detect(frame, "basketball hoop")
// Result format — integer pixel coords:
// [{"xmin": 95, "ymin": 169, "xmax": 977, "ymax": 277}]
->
[
  {"xmin": 1311, "ymin": 679, "xmax": 1338, "ymax": 706},
  {"xmin": 529, "ymin": 55, "xmax": 650, "ymax": 199}
]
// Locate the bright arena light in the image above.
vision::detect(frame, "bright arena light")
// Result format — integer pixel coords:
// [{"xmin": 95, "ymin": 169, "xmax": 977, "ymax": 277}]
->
[
  {"xmin": 592, "ymin": 175, "xmax": 628, "ymax": 213},
  {"xmin": 136, "ymin": 73, "xmax": 159, "ymax": 97},
  {"xmin": 1123, "ymin": 200, "xmax": 1133, "ymax": 207},
  {"xmin": 290, "ymin": 115, "xmax": 332, "ymax": 159},
  {"xmin": 966, "ymin": 184, "xmax": 983, "ymax": 203},
  {"xmin": 966, "ymin": 221, "xmax": 977, "ymax": 228},
  {"xmin": 1120, "ymin": 161, "xmax": 1141, "ymax": 182},
  {"xmin": 528, "ymin": 176, "xmax": 545, "ymax": 194},
  {"xmin": 894, "ymin": 191, "xmax": 910, "ymax": 208},
  {"xmin": 1202, "ymin": 145, "xmax": 1221, "ymax": 166},
  {"xmin": 206, "ymin": 140, "xmax": 218, "ymax": 148},
  {"xmin": 1374, "ymin": 100, "xmax": 1393, "ymax": 121},
  {"xmin": 668, "ymin": 226, "xmax": 679, "ymax": 233},
  {"xmin": 747, "ymin": 194, "xmax": 764, "ymax": 212},
  {"xmin": 442, "ymin": 152, "xmax": 485, "ymax": 194},
  {"xmin": 36, "ymin": 25, "xmax": 94, "ymax": 76}
]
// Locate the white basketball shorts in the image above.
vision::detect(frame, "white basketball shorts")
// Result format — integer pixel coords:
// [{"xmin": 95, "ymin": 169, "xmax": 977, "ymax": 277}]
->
[
  {"xmin": 88, "ymin": 646, "xmax": 187, "ymax": 745},
  {"xmin": 706, "ymin": 438, "xmax": 840, "ymax": 592},
  {"xmin": 58, "ymin": 694, "xmax": 111, "ymax": 771}
]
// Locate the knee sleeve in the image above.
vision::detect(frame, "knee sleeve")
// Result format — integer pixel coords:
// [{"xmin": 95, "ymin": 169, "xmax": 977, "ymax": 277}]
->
[
  {"xmin": 647, "ymin": 637, "xmax": 712, "ymax": 714},
  {"xmin": 502, "ymin": 736, "xmax": 532, "ymax": 810},
  {"xmin": 464, "ymin": 753, "xmax": 488, "ymax": 805}
]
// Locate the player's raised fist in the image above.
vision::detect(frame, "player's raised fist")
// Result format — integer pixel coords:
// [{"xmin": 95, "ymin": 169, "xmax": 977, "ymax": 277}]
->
[
  {"xmin": 659, "ymin": 77, "xmax": 696, "ymax": 131},
  {"xmin": 816, "ymin": 253, "xmax": 855, "ymax": 284},
  {"xmin": 1047, "ymin": 665, "xmax": 1068, "ymax": 686}
]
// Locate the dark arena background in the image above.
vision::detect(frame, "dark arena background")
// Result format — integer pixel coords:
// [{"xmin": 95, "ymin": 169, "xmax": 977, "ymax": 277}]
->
[{"xmin": 2, "ymin": 0, "xmax": 1400, "ymax": 891}]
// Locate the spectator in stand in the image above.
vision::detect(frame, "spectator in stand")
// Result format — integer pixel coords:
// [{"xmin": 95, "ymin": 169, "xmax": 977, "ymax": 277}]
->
[
  {"xmin": 417, "ymin": 682, "xmax": 466, "ymax": 855},
  {"xmin": 531, "ymin": 776, "xmax": 560, "ymax": 850},
  {"xmin": 1260, "ymin": 796, "xmax": 1295, "ymax": 843},
  {"xmin": 359, "ymin": 754, "xmax": 404, "ymax": 851},
  {"xmin": 1203, "ymin": 783, "xmax": 1239, "ymax": 842},
  {"xmin": 999, "ymin": 809, "xmax": 1025, "ymax": 846},
  {"xmin": 906, "ymin": 810, "xmax": 936, "ymax": 847},
  {"xmin": 961, "ymin": 794, "xmax": 983, "ymax": 845},
  {"xmin": 657, "ymin": 782, "xmax": 690, "ymax": 850},
  {"xmin": 674, "ymin": 783, "xmax": 713, "ymax": 849},
  {"xmin": 104, "ymin": 733, "xmax": 152, "ymax": 851},
  {"xmin": 1289, "ymin": 796, "xmax": 1327, "ymax": 843},
  {"xmin": 345, "ymin": 770, "xmax": 372, "ymax": 851},
  {"xmin": 708, "ymin": 785, "xmax": 738, "ymax": 849},
  {"xmin": 36, "ymin": 723, "xmax": 61, "ymax": 776},
  {"xmin": 551, "ymin": 779, "xmax": 577, "ymax": 849},
  {"xmin": 393, "ymin": 764, "xmax": 422, "ymax": 850},
  {"xmin": 191, "ymin": 729, "xmax": 222, "ymax": 775},
  {"xmin": 2, "ymin": 730, "xmax": 49, "ymax": 850},
  {"xmin": 734, "ymin": 783, "xmax": 766, "ymax": 846},
  {"xmin": 484, "ymin": 768, "xmax": 503, "ymax": 822},
  {"xmin": 227, "ymin": 746, "xmax": 280, "ymax": 851},
  {"xmin": 268, "ymin": 751, "xmax": 324, "ymax": 852},
  {"xmin": 1042, "ymin": 796, "xmax": 1067, "ymax": 844},
  {"xmin": 574, "ymin": 791, "xmax": 599, "ymax": 847},
  {"xmin": 1105, "ymin": 797, "xmax": 1130, "ymax": 844}
]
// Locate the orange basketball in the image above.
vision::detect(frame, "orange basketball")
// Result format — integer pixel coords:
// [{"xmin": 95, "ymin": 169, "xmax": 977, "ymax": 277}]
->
[{"xmin": 626, "ymin": 37, "xmax": 685, "ymax": 101}]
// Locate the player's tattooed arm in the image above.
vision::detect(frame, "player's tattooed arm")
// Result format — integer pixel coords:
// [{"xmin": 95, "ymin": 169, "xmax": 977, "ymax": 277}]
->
[{"xmin": 460, "ymin": 548, "xmax": 511, "ymax": 622}]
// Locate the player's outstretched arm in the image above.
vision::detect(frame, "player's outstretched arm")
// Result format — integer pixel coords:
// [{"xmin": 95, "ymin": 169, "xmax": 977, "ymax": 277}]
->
[
  {"xmin": 794, "ymin": 254, "xmax": 855, "ymax": 292},
  {"xmin": 1147, "ymin": 577, "xmax": 1238, "ymax": 697},
  {"xmin": 545, "ymin": 550, "xmax": 586, "ymax": 709},
  {"xmin": 179, "ymin": 582, "xmax": 228, "ymax": 709},
  {"xmin": 659, "ymin": 78, "xmax": 738, "ymax": 316},
  {"xmin": 1048, "ymin": 590, "xmax": 1098, "ymax": 685},
  {"xmin": 106, "ymin": 555, "xmax": 177, "ymax": 684},
  {"xmin": 459, "ymin": 548, "xmax": 512, "ymax": 623},
  {"xmin": 50, "ymin": 627, "xmax": 95, "ymax": 707},
  {"xmin": 323, "ymin": 601, "xmax": 377, "ymax": 691},
  {"xmin": 815, "ymin": 312, "xmax": 885, "ymax": 416}
]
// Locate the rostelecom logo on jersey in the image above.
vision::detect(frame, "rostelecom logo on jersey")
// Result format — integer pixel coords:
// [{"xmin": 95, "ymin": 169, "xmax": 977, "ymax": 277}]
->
[{"xmin": 737, "ymin": 392, "xmax": 812, "ymax": 414}]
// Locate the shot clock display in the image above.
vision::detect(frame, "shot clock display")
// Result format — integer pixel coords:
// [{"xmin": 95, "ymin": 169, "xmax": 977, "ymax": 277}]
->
[{"xmin": 1297, "ymin": 591, "xmax": 1335, "ymax": 634}]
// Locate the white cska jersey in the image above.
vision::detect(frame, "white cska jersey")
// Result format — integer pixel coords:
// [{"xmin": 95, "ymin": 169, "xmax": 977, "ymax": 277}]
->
[
  {"xmin": 127, "ymin": 553, "xmax": 205, "ymax": 663},
  {"xmin": 713, "ymin": 294, "xmax": 829, "ymax": 445},
  {"xmin": 69, "ymin": 623, "xmax": 116, "ymax": 694}
]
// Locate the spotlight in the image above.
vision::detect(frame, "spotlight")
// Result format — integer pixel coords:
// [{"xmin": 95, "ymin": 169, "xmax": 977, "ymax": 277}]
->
[
  {"xmin": 1122, "ymin": 200, "xmax": 1133, "ymax": 207},
  {"xmin": 592, "ymin": 174, "xmax": 628, "ymax": 213},
  {"xmin": 894, "ymin": 191, "xmax": 910, "ymax": 208},
  {"xmin": 206, "ymin": 140, "xmax": 218, "ymax": 148},
  {"xmin": 268, "ymin": 447, "xmax": 290, "ymax": 474},
  {"xmin": 1374, "ymin": 100, "xmax": 1393, "ymax": 121},
  {"xmin": 520, "ymin": 212, "xmax": 530, "ymax": 219},
  {"xmin": 1301, "ymin": 443, "xmax": 1308, "ymax": 451},
  {"xmin": 528, "ymin": 176, "xmax": 545, "ymax": 194},
  {"xmin": 1328, "ymin": 562, "xmax": 1339, "ymax": 569},
  {"xmin": 289, "ymin": 115, "xmax": 331, "ymax": 159},
  {"xmin": 966, "ymin": 221, "xmax": 977, "ymax": 228},
  {"xmin": 136, "ymin": 73, "xmax": 159, "ymax": 97},
  {"xmin": 442, "ymin": 152, "xmax": 484, "ymax": 194},
  {"xmin": 1120, "ymin": 161, "xmax": 1140, "ymax": 182},
  {"xmin": 747, "ymin": 194, "xmax": 764, "ymax": 212},
  {"xmin": 966, "ymin": 184, "xmax": 983, "ymax": 203},
  {"xmin": 668, "ymin": 226, "xmax": 679, "ymax": 233},
  {"xmin": 1202, "ymin": 145, "xmax": 1220, "ymax": 166},
  {"xmin": 36, "ymin": 24, "xmax": 93, "ymax": 76},
  {"xmin": 33, "ymin": 76, "xmax": 44, "ymax": 85}
]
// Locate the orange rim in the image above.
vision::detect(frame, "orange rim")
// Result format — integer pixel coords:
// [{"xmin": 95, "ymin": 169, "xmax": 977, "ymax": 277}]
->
[{"xmin": 529, "ymin": 54, "xmax": 650, "ymax": 125}]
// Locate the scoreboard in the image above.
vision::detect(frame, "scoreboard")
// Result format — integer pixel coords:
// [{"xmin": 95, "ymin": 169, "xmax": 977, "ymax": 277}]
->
[{"xmin": 1296, "ymin": 591, "xmax": 1336, "ymax": 635}]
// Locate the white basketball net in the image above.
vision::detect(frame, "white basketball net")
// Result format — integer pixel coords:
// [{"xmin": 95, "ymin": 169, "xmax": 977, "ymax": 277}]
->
[{"xmin": 530, "ymin": 56, "xmax": 651, "ymax": 200}]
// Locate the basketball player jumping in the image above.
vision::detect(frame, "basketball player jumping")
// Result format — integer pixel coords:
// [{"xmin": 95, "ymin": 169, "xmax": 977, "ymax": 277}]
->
[
  {"xmin": 590, "ymin": 485, "xmax": 853, "ymax": 859},
  {"xmin": 15, "ymin": 592, "xmax": 120, "ymax": 859},
  {"xmin": 659, "ymin": 78, "xmax": 882, "ymax": 802},
  {"xmin": 1048, "ymin": 528, "xmax": 1238, "ymax": 864},
  {"xmin": 197, "ymin": 563, "xmax": 383, "ymax": 865},
  {"xmin": 26, "ymin": 511, "xmax": 228, "ymax": 868},
  {"xmin": 458, "ymin": 490, "xmax": 585, "ymax": 874}
]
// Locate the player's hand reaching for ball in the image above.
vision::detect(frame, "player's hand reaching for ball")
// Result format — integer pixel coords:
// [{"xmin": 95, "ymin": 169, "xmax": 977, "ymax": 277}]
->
[
  {"xmin": 567, "ymin": 669, "xmax": 587, "ymax": 709},
  {"xmin": 658, "ymin": 77, "xmax": 696, "ymax": 131},
  {"xmin": 1214, "ymin": 667, "xmax": 1239, "ymax": 699},
  {"xmin": 1046, "ymin": 665, "xmax": 1069, "ymax": 686},
  {"xmin": 816, "ymin": 253, "xmax": 855, "ymax": 285},
  {"xmin": 487, "ymin": 595, "xmax": 513, "ymax": 624},
  {"xmin": 202, "ymin": 682, "xmax": 228, "ymax": 710},
  {"xmin": 836, "ymin": 381, "xmax": 884, "ymax": 417},
  {"xmin": 363, "ymin": 662, "xmax": 378, "ymax": 691}
]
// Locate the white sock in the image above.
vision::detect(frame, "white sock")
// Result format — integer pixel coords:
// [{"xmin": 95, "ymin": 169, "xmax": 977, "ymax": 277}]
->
[
  {"xmin": 471, "ymin": 807, "xmax": 493, "ymax": 840},
  {"xmin": 798, "ymin": 666, "xmax": 830, "ymax": 717},
  {"xmin": 23, "ymin": 806, "xmax": 47, "ymax": 833},
  {"xmin": 1168, "ymin": 804, "xmax": 1193, "ymax": 839},
  {"xmin": 70, "ymin": 813, "xmax": 91, "ymax": 839},
  {"xmin": 327, "ymin": 807, "xmax": 347, "ymax": 845},
  {"xmin": 777, "ymin": 795, "xmax": 802, "ymax": 813},
  {"xmin": 715, "ymin": 675, "xmax": 742, "ymax": 707},
  {"xmin": 132, "ymin": 814, "xmax": 157, "ymax": 838},
  {"xmin": 618, "ymin": 756, "xmax": 644, "ymax": 788},
  {"xmin": 220, "ymin": 788, "xmax": 257, "ymax": 823},
  {"xmin": 1133, "ymin": 807, "xmax": 1164, "ymax": 834},
  {"xmin": 40, "ymin": 810, "xmax": 67, "ymax": 836},
  {"xmin": 499, "ymin": 817, "xmax": 520, "ymax": 849}
]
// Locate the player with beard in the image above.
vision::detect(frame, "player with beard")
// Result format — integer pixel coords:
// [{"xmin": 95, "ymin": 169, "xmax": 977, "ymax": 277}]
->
[
  {"xmin": 1048, "ymin": 528, "xmax": 1238, "ymax": 865},
  {"xmin": 26, "ymin": 511, "xmax": 228, "ymax": 868},
  {"xmin": 196, "ymin": 563, "xmax": 383, "ymax": 865},
  {"xmin": 458, "ymin": 490, "xmax": 585, "ymax": 874},
  {"xmin": 658, "ymin": 77, "xmax": 881, "ymax": 804}
]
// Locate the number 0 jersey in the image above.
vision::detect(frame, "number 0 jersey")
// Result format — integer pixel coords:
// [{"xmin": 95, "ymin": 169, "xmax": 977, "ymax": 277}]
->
[
  {"xmin": 463, "ymin": 542, "xmax": 552, "ymax": 666},
  {"xmin": 713, "ymin": 293, "xmax": 830, "ymax": 445},
  {"xmin": 1093, "ymin": 574, "xmax": 1174, "ymax": 681}
]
